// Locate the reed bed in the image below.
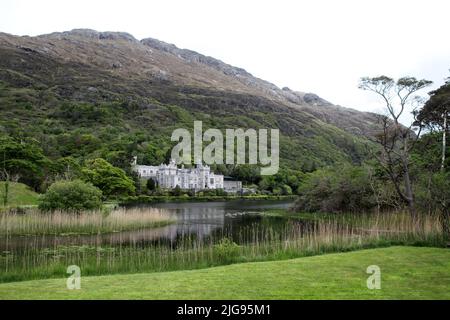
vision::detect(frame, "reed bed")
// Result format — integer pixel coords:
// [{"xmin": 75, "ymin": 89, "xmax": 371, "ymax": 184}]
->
[
  {"xmin": 0, "ymin": 208, "xmax": 175, "ymax": 236},
  {"xmin": 0, "ymin": 211, "xmax": 446, "ymax": 283}
]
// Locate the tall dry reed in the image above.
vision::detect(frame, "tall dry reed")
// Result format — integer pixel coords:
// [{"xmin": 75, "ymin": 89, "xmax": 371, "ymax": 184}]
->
[{"xmin": 0, "ymin": 207, "xmax": 175, "ymax": 236}]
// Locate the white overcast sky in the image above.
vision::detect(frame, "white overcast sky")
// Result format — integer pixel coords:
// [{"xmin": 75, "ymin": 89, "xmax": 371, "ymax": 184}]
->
[{"xmin": 1, "ymin": 0, "xmax": 449, "ymax": 124}]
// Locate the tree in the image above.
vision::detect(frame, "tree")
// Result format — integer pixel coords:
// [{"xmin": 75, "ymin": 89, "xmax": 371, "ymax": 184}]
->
[
  {"xmin": 281, "ymin": 184, "xmax": 293, "ymax": 195},
  {"xmin": 0, "ymin": 136, "xmax": 51, "ymax": 190},
  {"xmin": 427, "ymin": 172, "xmax": 450, "ymax": 238},
  {"xmin": 1, "ymin": 152, "xmax": 10, "ymax": 206},
  {"xmin": 417, "ymin": 79, "xmax": 450, "ymax": 171},
  {"xmin": 82, "ymin": 158, "xmax": 135, "ymax": 198},
  {"xmin": 231, "ymin": 165, "xmax": 261, "ymax": 185},
  {"xmin": 293, "ymin": 165, "xmax": 379, "ymax": 213},
  {"xmin": 359, "ymin": 76, "xmax": 432, "ymax": 216},
  {"xmin": 171, "ymin": 185, "xmax": 182, "ymax": 196},
  {"xmin": 140, "ymin": 141, "xmax": 168, "ymax": 166},
  {"xmin": 146, "ymin": 178, "xmax": 157, "ymax": 192},
  {"xmin": 105, "ymin": 150, "xmax": 135, "ymax": 174},
  {"xmin": 52, "ymin": 157, "xmax": 82, "ymax": 180},
  {"xmin": 39, "ymin": 180, "xmax": 102, "ymax": 211},
  {"xmin": 258, "ymin": 168, "xmax": 304, "ymax": 194}
]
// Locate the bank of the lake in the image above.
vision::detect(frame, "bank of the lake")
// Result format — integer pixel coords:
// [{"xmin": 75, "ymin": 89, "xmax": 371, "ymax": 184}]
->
[
  {"xmin": 120, "ymin": 194, "xmax": 296, "ymax": 205},
  {"xmin": 1, "ymin": 246, "xmax": 448, "ymax": 300},
  {"xmin": 1, "ymin": 183, "xmax": 296, "ymax": 211}
]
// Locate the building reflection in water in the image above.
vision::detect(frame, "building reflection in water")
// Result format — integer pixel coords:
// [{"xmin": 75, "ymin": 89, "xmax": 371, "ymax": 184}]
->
[{"xmin": 2, "ymin": 200, "xmax": 293, "ymax": 250}]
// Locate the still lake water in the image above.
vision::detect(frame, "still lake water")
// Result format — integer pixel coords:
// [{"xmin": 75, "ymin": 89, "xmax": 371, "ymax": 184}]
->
[{"xmin": 3, "ymin": 200, "xmax": 299, "ymax": 250}]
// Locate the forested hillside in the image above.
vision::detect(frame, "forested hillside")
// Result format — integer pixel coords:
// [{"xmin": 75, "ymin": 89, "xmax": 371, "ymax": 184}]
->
[{"xmin": 0, "ymin": 29, "xmax": 382, "ymax": 193}]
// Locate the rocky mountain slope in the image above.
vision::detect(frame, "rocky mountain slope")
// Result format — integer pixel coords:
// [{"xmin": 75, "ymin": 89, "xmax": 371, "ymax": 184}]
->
[{"xmin": 0, "ymin": 29, "xmax": 380, "ymax": 170}]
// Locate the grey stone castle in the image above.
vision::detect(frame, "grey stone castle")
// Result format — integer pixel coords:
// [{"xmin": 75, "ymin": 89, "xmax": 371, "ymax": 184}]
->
[{"xmin": 133, "ymin": 158, "xmax": 240, "ymax": 191}]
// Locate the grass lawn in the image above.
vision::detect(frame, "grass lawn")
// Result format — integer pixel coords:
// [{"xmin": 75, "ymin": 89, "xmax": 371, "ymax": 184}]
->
[
  {"xmin": 0, "ymin": 182, "xmax": 39, "ymax": 208},
  {"xmin": 0, "ymin": 246, "xmax": 449, "ymax": 300}
]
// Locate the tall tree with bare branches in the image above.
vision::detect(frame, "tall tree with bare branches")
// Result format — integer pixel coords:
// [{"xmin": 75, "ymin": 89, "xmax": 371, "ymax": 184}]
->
[
  {"xmin": 359, "ymin": 76, "xmax": 432, "ymax": 216},
  {"xmin": 417, "ymin": 77, "xmax": 450, "ymax": 171}
]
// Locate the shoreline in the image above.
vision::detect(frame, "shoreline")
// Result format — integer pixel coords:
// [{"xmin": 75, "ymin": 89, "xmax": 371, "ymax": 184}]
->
[
  {"xmin": 120, "ymin": 195, "xmax": 297, "ymax": 205},
  {"xmin": 1, "ymin": 195, "xmax": 296, "ymax": 211}
]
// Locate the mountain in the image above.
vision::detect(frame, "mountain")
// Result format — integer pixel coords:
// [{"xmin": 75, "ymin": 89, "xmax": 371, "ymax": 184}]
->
[{"xmin": 0, "ymin": 29, "xmax": 380, "ymax": 171}]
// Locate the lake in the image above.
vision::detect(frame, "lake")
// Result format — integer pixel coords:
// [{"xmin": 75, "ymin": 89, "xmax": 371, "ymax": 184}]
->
[{"xmin": 2, "ymin": 200, "xmax": 299, "ymax": 250}]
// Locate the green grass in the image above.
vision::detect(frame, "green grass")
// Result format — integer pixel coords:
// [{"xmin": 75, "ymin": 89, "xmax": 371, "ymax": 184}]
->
[
  {"xmin": 0, "ymin": 246, "xmax": 448, "ymax": 299},
  {"xmin": 0, "ymin": 182, "xmax": 39, "ymax": 208},
  {"xmin": 255, "ymin": 208, "xmax": 321, "ymax": 220}
]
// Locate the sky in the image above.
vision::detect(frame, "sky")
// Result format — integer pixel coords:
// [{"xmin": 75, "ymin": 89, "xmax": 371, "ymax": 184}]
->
[{"xmin": 1, "ymin": 0, "xmax": 449, "ymax": 124}]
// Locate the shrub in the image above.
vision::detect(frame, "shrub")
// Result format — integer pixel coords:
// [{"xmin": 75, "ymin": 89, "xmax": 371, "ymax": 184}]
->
[
  {"xmin": 281, "ymin": 184, "xmax": 293, "ymax": 195},
  {"xmin": 293, "ymin": 165, "xmax": 378, "ymax": 213},
  {"xmin": 39, "ymin": 180, "xmax": 102, "ymax": 211},
  {"xmin": 272, "ymin": 187, "xmax": 283, "ymax": 195},
  {"xmin": 213, "ymin": 238, "xmax": 240, "ymax": 261},
  {"xmin": 146, "ymin": 178, "xmax": 157, "ymax": 192},
  {"xmin": 170, "ymin": 185, "xmax": 183, "ymax": 196},
  {"xmin": 215, "ymin": 188, "xmax": 227, "ymax": 196}
]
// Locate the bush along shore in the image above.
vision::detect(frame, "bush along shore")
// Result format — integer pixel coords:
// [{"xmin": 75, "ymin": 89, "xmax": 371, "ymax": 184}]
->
[
  {"xmin": 0, "ymin": 211, "xmax": 446, "ymax": 283},
  {"xmin": 120, "ymin": 194, "xmax": 297, "ymax": 205}
]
